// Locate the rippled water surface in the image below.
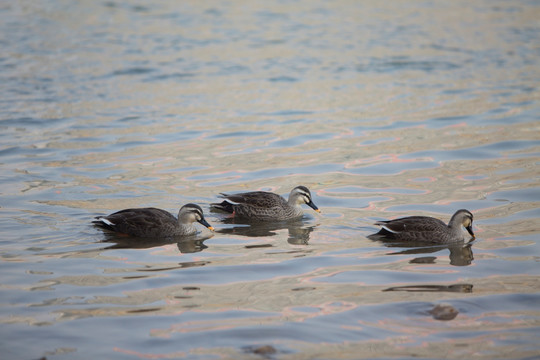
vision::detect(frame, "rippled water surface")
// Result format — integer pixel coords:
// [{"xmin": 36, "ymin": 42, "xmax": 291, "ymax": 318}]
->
[{"xmin": 1, "ymin": 1, "xmax": 540, "ymax": 359}]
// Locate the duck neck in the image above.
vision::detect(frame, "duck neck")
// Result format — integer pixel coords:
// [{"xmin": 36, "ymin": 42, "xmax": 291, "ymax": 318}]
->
[
  {"xmin": 287, "ymin": 195, "xmax": 301, "ymax": 208},
  {"xmin": 447, "ymin": 214, "xmax": 462, "ymax": 231},
  {"xmin": 177, "ymin": 212, "xmax": 190, "ymax": 227}
]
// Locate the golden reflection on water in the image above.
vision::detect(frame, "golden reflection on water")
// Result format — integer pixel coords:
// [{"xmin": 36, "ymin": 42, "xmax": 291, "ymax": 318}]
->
[{"xmin": 1, "ymin": 0, "xmax": 539, "ymax": 359}]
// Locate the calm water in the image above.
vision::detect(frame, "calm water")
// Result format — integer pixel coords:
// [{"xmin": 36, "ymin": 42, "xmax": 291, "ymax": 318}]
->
[{"xmin": 1, "ymin": 1, "xmax": 539, "ymax": 359}]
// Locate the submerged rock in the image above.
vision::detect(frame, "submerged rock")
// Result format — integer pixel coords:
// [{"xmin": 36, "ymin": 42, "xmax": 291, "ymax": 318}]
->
[
  {"xmin": 429, "ymin": 303, "xmax": 459, "ymax": 320},
  {"xmin": 243, "ymin": 345, "xmax": 277, "ymax": 357}
]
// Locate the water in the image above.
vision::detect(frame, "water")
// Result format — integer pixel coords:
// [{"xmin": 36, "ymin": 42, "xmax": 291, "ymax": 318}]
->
[{"xmin": 1, "ymin": 0, "xmax": 539, "ymax": 359}]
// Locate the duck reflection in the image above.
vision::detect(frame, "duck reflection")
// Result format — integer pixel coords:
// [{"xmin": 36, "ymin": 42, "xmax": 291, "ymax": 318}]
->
[
  {"xmin": 368, "ymin": 233, "xmax": 474, "ymax": 266},
  {"xmin": 215, "ymin": 217, "xmax": 315, "ymax": 245},
  {"xmin": 99, "ymin": 232, "xmax": 212, "ymax": 253}
]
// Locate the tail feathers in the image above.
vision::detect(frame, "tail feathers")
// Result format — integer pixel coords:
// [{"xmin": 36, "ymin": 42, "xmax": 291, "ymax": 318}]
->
[
  {"xmin": 210, "ymin": 200, "xmax": 235, "ymax": 213},
  {"xmin": 375, "ymin": 227, "xmax": 396, "ymax": 237},
  {"xmin": 92, "ymin": 216, "xmax": 116, "ymax": 230}
]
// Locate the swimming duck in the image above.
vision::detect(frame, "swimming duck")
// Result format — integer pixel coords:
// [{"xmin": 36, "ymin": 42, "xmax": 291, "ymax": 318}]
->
[
  {"xmin": 93, "ymin": 203, "xmax": 214, "ymax": 238},
  {"xmin": 211, "ymin": 185, "xmax": 320, "ymax": 221},
  {"xmin": 372, "ymin": 209, "xmax": 475, "ymax": 243}
]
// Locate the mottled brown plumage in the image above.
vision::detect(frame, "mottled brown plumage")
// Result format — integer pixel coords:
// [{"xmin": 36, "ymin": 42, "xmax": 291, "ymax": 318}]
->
[
  {"xmin": 211, "ymin": 185, "xmax": 320, "ymax": 221},
  {"xmin": 93, "ymin": 203, "xmax": 213, "ymax": 238},
  {"xmin": 373, "ymin": 209, "xmax": 474, "ymax": 243}
]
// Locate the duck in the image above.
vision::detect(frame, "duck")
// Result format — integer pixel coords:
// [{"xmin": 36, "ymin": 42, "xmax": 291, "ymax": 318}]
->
[
  {"xmin": 372, "ymin": 209, "xmax": 475, "ymax": 243},
  {"xmin": 211, "ymin": 185, "xmax": 320, "ymax": 221},
  {"xmin": 93, "ymin": 203, "xmax": 214, "ymax": 238}
]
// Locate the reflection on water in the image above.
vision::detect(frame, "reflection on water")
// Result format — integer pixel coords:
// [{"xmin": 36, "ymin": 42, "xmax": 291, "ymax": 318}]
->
[
  {"xmin": 97, "ymin": 229, "xmax": 213, "ymax": 253},
  {"xmin": 103, "ymin": 237, "xmax": 209, "ymax": 254},
  {"xmin": 215, "ymin": 215, "xmax": 316, "ymax": 244},
  {"xmin": 1, "ymin": 0, "xmax": 539, "ymax": 359},
  {"xmin": 369, "ymin": 236, "xmax": 475, "ymax": 266}
]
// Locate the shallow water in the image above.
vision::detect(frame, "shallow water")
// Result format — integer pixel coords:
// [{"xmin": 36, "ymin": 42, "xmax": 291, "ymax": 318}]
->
[{"xmin": 1, "ymin": 0, "xmax": 540, "ymax": 359}]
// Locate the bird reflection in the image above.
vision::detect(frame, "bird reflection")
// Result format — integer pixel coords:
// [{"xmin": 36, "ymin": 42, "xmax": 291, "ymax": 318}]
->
[
  {"xmin": 215, "ymin": 216, "xmax": 315, "ymax": 245},
  {"xmin": 368, "ymin": 233, "xmax": 474, "ymax": 266},
  {"xmin": 99, "ymin": 232, "xmax": 212, "ymax": 253}
]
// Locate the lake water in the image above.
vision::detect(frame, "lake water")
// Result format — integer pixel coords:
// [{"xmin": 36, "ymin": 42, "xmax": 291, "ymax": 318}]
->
[{"xmin": 1, "ymin": 1, "xmax": 539, "ymax": 359}]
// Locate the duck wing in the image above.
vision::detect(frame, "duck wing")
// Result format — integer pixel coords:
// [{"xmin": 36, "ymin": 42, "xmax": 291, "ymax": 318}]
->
[
  {"xmin": 375, "ymin": 216, "xmax": 446, "ymax": 234},
  {"xmin": 94, "ymin": 207, "xmax": 176, "ymax": 235},
  {"xmin": 220, "ymin": 191, "xmax": 285, "ymax": 209}
]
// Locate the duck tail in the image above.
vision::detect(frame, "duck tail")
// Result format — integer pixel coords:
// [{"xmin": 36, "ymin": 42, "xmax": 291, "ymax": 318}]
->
[
  {"xmin": 210, "ymin": 201, "xmax": 235, "ymax": 213},
  {"xmin": 92, "ymin": 217, "xmax": 116, "ymax": 231}
]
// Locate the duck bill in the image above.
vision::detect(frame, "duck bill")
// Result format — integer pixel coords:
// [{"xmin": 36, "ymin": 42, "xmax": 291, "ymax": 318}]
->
[
  {"xmin": 199, "ymin": 218, "xmax": 214, "ymax": 231},
  {"xmin": 307, "ymin": 201, "xmax": 321, "ymax": 213},
  {"xmin": 466, "ymin": 225, "xmax": 475, "ymax": 239}
]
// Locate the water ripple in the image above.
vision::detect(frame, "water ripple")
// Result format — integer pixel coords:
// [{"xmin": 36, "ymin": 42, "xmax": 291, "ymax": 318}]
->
[{"xmin": 0, "ymin": 1, "xmax": 539, "ymax": 359}]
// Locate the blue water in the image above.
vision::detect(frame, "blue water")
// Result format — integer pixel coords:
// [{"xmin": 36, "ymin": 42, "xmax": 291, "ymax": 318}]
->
[{"xmin": 1, "ymin": 1, "xmax": 540, "ymax": 359}]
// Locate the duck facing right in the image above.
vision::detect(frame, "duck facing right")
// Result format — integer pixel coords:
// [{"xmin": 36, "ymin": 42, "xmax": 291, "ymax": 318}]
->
[
  {"xmin": 371, "ymin": 209, "xmax": 475, "ymax": 244},
  {"xmin": 211, "ymin": 185, "xmax": 320, "ymax": 222}
]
